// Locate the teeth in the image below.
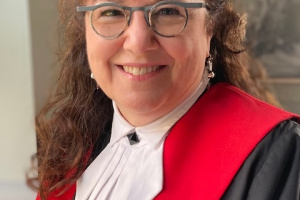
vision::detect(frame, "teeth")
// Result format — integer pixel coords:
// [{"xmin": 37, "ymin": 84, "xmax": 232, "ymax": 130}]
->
[
  {"xmin": 123, "ymin": 65, "xmax": 161, "ymax": 76},
  {"xmin": 133, "ymin": 67, "xmax": 139, "ymax": 75},
  {"xmin": 140, "ymin": 67, "xmax": 147, "ymax": 75},
  {"xmin": 147, "ymin": 67, "xmax": 153, "ymax": 73}
]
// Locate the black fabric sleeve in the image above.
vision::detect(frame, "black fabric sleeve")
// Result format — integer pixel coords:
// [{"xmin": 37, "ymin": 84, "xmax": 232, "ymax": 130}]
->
[
  {"xmin": 222, "ymin": 120, "xmax": 300, "ymax": 200},
  {"xmin": 88, "ymin": 120, "xmax": 112, "ymax": 166}
]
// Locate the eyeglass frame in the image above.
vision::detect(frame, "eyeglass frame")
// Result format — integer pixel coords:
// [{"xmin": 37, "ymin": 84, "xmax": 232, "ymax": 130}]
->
[{"xmin": 77, "ymin": 1, "xmax": 207, "ymax": 39}]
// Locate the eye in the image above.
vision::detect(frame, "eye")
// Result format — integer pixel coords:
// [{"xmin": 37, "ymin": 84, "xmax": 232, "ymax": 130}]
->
[
  {"xmin": 159, "ymin": 8, "xmax": 181, "ymax": 15},
  {"xmin": 151, "ymin": 5, "xmax": 186, "ymax": 19},
  {"xmin": 92, "ymin": 6, "xmax": 126, "ymax": 21},
  {"xmin": 100, "ymin": 9, "xmax": 124, "ymax": 17}
]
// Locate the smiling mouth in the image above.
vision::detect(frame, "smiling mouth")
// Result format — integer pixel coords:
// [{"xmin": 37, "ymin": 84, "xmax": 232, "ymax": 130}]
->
[{"xmin": 121, "ymin": 65, "xmax": 164, "ymax": 76}]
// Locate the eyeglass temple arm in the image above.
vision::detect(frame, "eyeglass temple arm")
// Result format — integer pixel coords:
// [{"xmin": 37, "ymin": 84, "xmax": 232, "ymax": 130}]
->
[
  {"xmin": 174, "ymin": 2, "xmax": 206, "ymax": 8},
  {"xmin": 77, "ymin": 2, "xmax": 207, "ymax": 12},
  {"xmin": 77, "ymin": 2, "xmax": 122, "ymax": 12}
]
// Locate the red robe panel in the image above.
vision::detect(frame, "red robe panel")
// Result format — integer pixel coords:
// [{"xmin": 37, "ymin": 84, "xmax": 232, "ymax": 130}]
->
[{"xmin": 37, "ymin": 83, "xmax": 299, "ymax": 200}]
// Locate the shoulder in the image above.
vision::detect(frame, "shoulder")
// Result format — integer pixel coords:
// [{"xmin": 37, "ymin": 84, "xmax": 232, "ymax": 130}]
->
[{"xmin": 222, "ymin": 120, "xmax": 300, "ymax": 200}]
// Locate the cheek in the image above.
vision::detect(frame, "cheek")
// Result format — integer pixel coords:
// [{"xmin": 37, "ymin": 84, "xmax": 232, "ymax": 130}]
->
[
  {"xmin": 85, "ymin": 25, "xmax": 120, "ymax": 75},
  {"xmin": 159, "ymin": 36, "xmax": 207, "ymax": 68},
  {"xmin": 86, "ymin": 33, "xmax": 111, "ymax": 64},
  {"xmin": 160, "ymin": 38, "xmax": 191, "ymax": 61},
  {"xmin": 85, "ymin": 16, "xmax": 122, "ymax": 65},
  {"xmin": 85, "ymin": 25, "xmax": 113, "ymax": 93},
  {"xmin": 158, "ymin": 32, "xmax": 210, "ymax": 87}
]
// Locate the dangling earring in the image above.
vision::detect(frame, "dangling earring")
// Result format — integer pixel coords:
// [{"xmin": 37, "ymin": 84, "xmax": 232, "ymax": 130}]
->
[
  {"xmin": 90, "ymin": 73, "xmax": 99, "ymax": 90},
  {"xmin": 206, "ymin": 55, "xmax": 215, "ymax": 79}
]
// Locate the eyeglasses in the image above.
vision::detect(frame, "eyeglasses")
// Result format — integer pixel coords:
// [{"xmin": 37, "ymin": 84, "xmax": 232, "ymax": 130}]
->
[{"xmin": 77, "ymin": 1, "xmax": 207, "ymax": 39}]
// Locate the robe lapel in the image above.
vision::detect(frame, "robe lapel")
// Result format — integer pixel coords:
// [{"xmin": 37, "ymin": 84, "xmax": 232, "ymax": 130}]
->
[{"xmin": 155, "ymin": 83, "xmax": 298, "ymax": 200}]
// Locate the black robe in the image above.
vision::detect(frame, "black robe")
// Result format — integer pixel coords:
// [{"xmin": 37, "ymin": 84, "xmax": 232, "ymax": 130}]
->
[
  {"xmin": 88, "ymin": 84, "xmax": 300, "ymax": 200},
  {"xmin": 222, "ymin": 120, "xmax": 300, "ymax": 200},
  {"xmin": 89, "ymin": 120, "xmax": 300, "ymax": 200}
]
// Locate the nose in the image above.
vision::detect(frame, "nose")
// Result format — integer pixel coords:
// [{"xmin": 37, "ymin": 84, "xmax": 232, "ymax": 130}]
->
[{"xmin": 123, "ymin": 11, "xmax": 159, "ymax": 55}]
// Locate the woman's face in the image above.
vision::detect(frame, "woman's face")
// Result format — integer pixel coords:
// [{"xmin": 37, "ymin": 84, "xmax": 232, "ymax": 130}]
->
[{"xmin": 85, "ymin": 0, "xmax": 212, "ymax": 126}]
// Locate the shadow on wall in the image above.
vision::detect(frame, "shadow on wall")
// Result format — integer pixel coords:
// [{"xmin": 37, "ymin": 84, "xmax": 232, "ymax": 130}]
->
[{"xmin": 235, "ymin": 0, "xmax": 300, "ymax": 114}]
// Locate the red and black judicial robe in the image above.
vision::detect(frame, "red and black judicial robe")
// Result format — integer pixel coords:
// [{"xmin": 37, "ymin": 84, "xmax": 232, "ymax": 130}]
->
[{"xmin": 37, "ymin": 83, "xmax": 300, "ymax": 200}]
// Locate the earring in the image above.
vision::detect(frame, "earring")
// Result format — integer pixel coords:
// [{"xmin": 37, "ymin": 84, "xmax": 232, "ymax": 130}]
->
[
  {"xmin": 206, "ymin": 55, "xmax": 215, "ymax": 79},
  {"xmin": 90, "ymin": 73, "xmax": 99, "ymax": 90},
  {"xmin": 91, "ymin": 73, "xmax": 95, "ymax": 79}
]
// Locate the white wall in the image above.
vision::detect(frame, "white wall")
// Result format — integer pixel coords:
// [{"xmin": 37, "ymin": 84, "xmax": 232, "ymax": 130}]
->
[
  {"xmin": 0, "ymin": 1, "xmax": 57, "ymax": 199},
  {"xmin": 0, "ymin": 1, "xmax": 36, "ymax": 199},
  {"xmin": 30, "ymin": 0, "xmax": 58, "ymax": 112}
]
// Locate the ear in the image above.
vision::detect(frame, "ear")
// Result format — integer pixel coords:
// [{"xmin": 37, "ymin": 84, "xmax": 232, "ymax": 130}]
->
[
  {"xmin": 206, "ymin": 34, "xmax": 213, "ymax": 57},
  {"xmin": 204, "ymin": 13, "xmax": 215, "ymax": 57}
]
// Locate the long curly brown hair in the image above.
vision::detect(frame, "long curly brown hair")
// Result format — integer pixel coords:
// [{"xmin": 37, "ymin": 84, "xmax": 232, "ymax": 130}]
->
[{"xmin": 29, "ymin": 0, "xmax": 278, "ymax": 199}]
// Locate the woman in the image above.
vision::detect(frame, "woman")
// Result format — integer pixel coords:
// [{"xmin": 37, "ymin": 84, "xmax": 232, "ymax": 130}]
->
[{"xmin": 33, "ymin": 0, "xmax": 300, "ymax": 199}]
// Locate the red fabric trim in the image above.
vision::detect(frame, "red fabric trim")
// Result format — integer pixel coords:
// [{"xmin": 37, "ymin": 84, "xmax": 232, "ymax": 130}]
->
[
  {"xmin": 36, "ymin": 184, "xmax": 76, "ymax": 200},
  {"xmin": 36, "ymin": 148, "xmax": 93, "ymax": 200},
  {"xmin": 155, "ymin": 83, "xmax": 298, "ymax": 199},
  {"xmin": 38, "ymin": 83, "xmax": 299, "ymax": 199}
]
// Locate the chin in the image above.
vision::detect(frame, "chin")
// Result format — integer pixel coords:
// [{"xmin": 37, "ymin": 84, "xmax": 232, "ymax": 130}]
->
[{"xmin": 119, "ymin": 95, "xmax": 169, "ymax": 115}]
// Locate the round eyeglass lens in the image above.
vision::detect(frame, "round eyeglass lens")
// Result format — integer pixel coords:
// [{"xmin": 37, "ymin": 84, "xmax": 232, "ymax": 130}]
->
[
  {"xmin": 91, "ymin": 5, "xmax": 128, "ymax": 38},
  {"xmin": 150, "ymin": 4, "xmax": 188, "ymax": 37}
]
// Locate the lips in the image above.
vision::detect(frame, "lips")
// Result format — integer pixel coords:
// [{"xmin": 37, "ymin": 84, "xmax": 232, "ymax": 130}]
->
[{"xmin": 122, "ymin": 65, "xmax": 162, "ymax": 76}]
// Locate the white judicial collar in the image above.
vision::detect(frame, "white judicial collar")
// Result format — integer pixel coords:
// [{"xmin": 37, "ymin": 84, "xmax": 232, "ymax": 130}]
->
[{"xmin": 76, "ymin": 73, "xmax": 209, "ymax": 200}]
